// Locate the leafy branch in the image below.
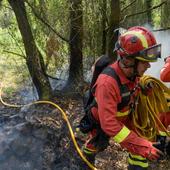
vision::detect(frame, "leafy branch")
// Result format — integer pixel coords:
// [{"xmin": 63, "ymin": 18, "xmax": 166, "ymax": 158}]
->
[
  {"xmin": 120, "ymin": 1, "xmax": 167, "ymax": 24},
  {"xmin": 24, "ymin": 0, "xmax": 69, "ymax": 43},
  {"xmin": 121, "ymin": 0, "xmax": 137, "ymax": 13},
  {"xmin": 153, "ymin": 27, "xmax": 170, "ymax": 32}
]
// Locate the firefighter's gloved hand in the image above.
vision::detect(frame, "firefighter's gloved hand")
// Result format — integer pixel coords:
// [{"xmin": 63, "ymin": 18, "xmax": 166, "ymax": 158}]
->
[
  {"xmin": 164, "ymin": 56, "xmax": 170, "ymax": 62},
  {"xmin": 146, "ymin": 144, "xmax": 164, "ymax": 161},
  {"xmin": 145, "ymin": 82, "xmax": 153, "ymax": 89},
  {"xmin": 154, "ymin": 135, "xmax": 166, "ymax": 153},
  {"xmin": 141, "ymin": 82, "xmax": 153, "ymax": 96},
  {"xmin": 165, "ymin": 141, "xmax": 170, "ymax": 156}
]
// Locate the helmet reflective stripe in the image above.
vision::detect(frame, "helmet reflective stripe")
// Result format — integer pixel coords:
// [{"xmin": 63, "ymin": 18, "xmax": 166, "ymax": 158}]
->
[
  {"xmin": 135, "ymin": 56, "xmax": 157, "ymax": 62},
  {"xmin": 123, "ymin": 30, "xmax": 148, "ymax": 48},
  {"xmin": 148, "ymin": 54, "xmax": 154, "ymax": 58}
]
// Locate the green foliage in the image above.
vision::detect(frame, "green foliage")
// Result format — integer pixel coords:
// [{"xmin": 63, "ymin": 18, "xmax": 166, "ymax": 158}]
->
[
  {"xmin": 0, "ymin": 0, "xmax": 169, "ymax": 94},
  {"xmin": 153, "ymin": 9, "xmax": 161, "ymax": 28},
  {"xmin": 0, "ymin": 54, "xmax": 29, "ymax": 97},
  {"xmin": 152, "ymin": 0, "xmax": 161, "ymax": 28},
  {"xmin": 25, "ymin": 0, "xmax": 70, "ymax": 73},
  {"xmin": 0, "ymin": 1, "xmax": 24, "ymax": 54},
  {"xmin": 0, "ymin": 1, "xmax": 28, "ymax": 94},
  {"xmin": 83, "ymin": 0, "xmax": 108, "ymax": 57}
]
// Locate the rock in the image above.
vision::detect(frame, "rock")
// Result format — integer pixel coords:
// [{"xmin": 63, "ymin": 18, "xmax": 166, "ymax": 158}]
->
[{"xmin": 32, "ymin": 127, "xmax": 48, "ymax": 140}]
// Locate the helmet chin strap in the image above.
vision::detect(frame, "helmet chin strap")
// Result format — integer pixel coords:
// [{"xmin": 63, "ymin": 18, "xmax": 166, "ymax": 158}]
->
[{"xmin": 133, "ymin": 59, "xmax": 140, "ymax": 77}]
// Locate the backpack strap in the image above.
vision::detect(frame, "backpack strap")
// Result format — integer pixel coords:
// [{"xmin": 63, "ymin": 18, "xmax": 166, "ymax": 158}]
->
[
  {"xmin": 84, "ymin": 55, "xmax": 112, "ymax": 111},
  {"xmin": 101, "ymin": 67, "xmax": 131, "ymax": 110},
  {"xmin": 101, "ymin": 67, "xmax": 121, "ymax": 86},
  {"xmin": 90, "ymin": 55, "xmax": 112, "ymax": 88}
]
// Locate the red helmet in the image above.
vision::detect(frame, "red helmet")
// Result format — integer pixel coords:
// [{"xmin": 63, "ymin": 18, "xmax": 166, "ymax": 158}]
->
[{"xmin": 116, "ymin": 26, "xmax": 161, "ymax": 62}]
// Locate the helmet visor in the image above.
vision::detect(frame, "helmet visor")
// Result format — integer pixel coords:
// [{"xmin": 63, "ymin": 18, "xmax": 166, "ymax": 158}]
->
[{"xmin": 135, "ymin": 44, "xmax": 161, "ymax": 62}]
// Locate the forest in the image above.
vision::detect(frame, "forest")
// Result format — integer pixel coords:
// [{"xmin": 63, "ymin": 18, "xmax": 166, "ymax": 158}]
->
[{"xmin": 0, "ymin": 0, "xmax": 170, "ymax": 170}]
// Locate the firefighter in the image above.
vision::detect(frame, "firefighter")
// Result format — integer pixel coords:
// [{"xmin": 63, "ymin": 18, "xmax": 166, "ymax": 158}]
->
[
  {"xmin": 82, "ymin": 26, "xmax": 164, "ymax": 170},
  {"xmin": 160, "ymin": 56, "xmax": 170, "ymax": 156},
  {"xmin": 160, "ymin": 56, "xmax": 170, "ymax": 82}
]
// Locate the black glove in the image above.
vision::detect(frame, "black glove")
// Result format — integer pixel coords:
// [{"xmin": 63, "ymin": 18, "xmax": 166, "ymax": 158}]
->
[
  {"xmin": 166, "ymin": 141, "xmax": 170, "ymax": 156},
  {"xmin": 141, "ymin": 82, "xmax": 153, "ymax": 96},
  {"xmin": 153, "ymin": 135, "xmax": 166, "ymax": 160},
  {"xmin": 154, "ymin": 135, "xmax": 166, "ymax": 152},
  {"xmin": 164, "ymin": 56, "xmax": 170, "ymax": 62}
]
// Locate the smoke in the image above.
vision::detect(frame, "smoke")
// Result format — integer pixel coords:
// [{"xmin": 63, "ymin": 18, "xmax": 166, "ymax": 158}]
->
[{"xmin": 145, "ymin": 29, "xmax": 170, "ymax": 87}]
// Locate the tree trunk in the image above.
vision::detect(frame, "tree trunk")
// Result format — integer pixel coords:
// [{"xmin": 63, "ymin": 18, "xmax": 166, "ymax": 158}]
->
[
  {"xmin": 8, "ymin": 0, "xmax": 52, "ymax": 99},
  {"xmin": 161, "ymin": 0, "xmax": 170, "ymax": 27},
  {"xmin": 146, "ymin": 0, "xmax": 153, "ymax": 27},
  {"xmin": 101, "ymin": 0, "xmax": 107, "ymax": 54},
  {"xmin": 106, "ymin": 0, "xmax": 120, "ymax": 60},
  {"xmin": 64, "ymin": 0, "xmax": 83, "ymax": 93},
  {"xmin": 121, "ymin": 0, "xmax": 148, "ymax": 28}
]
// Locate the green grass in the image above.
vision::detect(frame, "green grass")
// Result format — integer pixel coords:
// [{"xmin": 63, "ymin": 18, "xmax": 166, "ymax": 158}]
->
[{"xmin": 0, "ymin": 54, "xmax": 29, "ymax": 97}]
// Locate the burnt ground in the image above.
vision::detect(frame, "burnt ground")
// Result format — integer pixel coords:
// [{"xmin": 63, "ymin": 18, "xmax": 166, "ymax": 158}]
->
[{"xmin": 0, "ymin": 95, "xmax": 170, "ymax": 170}]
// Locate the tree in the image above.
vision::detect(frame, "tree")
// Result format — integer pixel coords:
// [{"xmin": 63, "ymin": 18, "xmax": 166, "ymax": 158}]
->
[
  {"xmin": 146, "ymin": 0, "xmax": 153, "ymax": 27},
  {"xmin": 161, "ymin": 0, "xmax": 170, "ymax": 27},
  {"xmin": 101, "ymin": 0, "xmax": 107, "ymax": 54},
  {"xmin": 8, "ymin": 0, "xmax": 52, "ymax": 99},
  {"xmin": 63, "ymin": 0, "xmax": 83, "ymax": 93},
  {"xmin": 106, "ymin": 0, "xmax": 120, "ymax": 60},
  {"xmin": 120, "ymin": 0, "xmax": 147, "ymax": 27}
]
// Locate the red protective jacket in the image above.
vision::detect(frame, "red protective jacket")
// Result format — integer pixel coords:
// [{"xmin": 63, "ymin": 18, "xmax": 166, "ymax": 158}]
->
[
  {"xmin": 160, "ymin": 57, "xmax": 170, "ymax": 82},
  {"xmin": 91, "ymin": 61, "xmax": 154, "ymax": 158}
]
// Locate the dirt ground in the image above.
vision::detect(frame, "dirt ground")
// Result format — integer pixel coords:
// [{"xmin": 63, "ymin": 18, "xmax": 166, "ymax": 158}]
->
[
  {"xmin": 1, "ymin": 95, "xmax": 170, "ymax": 170},
  {"xmin": 66, "ymin": 97, "xmax": 170, "ymax": 170}
]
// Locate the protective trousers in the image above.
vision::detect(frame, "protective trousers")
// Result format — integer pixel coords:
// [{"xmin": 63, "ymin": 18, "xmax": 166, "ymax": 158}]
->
[
  {"xmin": 82, "ymin": 129, "xmax": 148, "ymax": 170},
  {"xmin": 82, "ymin": 127, "xmax": 109, "ymax": 164}
]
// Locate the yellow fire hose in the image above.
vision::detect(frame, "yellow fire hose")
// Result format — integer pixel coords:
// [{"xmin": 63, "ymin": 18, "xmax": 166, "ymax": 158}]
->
[
  {"xmin": 0, "ymin": 84, "xmax": 97, "ymax": 170},
  {"xmin": 133, "ymin": 75, "xmax": 170, "ymax": 140}
]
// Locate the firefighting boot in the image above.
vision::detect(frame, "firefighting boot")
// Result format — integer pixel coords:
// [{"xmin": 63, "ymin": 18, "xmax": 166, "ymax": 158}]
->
[
  {"xmin": 128, "ymin": 164, "xmax": 148, "ymax": 170},
  {"xmin": 165, "ymin": 141, "xmax": 170, "ymax": 157},
  {"xmin": 79, "ymin": 146, "xmax": 96, "ymax": 169},
  {"xmin": 82, "ymin": 145, "xmax": 96, "ymax": 164},
  {"xmin": 127, "ymin": 153, "xmax": 148, "ymax": 170}
]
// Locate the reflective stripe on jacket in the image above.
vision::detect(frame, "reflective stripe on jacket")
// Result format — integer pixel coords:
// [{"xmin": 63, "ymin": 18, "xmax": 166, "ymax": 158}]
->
[{"xmin": 113, "ymin": 125, "xmax": 130, "ymax": 143}]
